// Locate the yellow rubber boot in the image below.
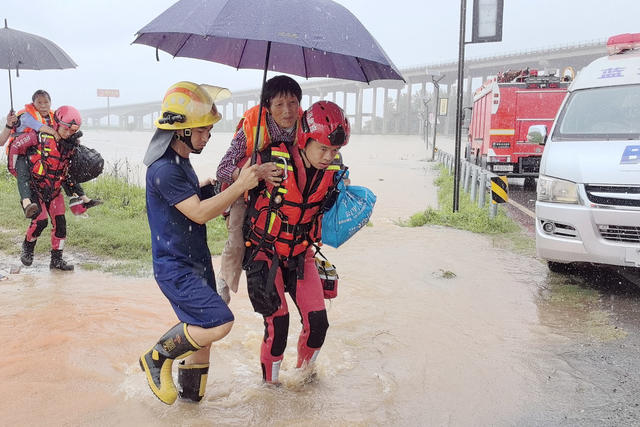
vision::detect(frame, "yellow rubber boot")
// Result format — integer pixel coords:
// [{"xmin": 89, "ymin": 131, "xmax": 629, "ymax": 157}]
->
[
  {"xmin": 178, "ymin": 361, "xmax": 209, "ymax": 402},
  {"xmin": 139, "ymin": 323, "xmax": 201, "ymax": 405}
]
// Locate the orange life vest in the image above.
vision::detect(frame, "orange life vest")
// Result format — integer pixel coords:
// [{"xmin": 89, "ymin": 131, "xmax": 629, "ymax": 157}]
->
[
  {"xmin": 235, "ymin": 104, "xmax": 303, "ymax": 158},
  {"xmin": 6, "ymin": 103, "xmax": 55, "ymax": 153},
  {"xmin": 244, "ymin": 141, "xmax": 343, "ymax": 258}
]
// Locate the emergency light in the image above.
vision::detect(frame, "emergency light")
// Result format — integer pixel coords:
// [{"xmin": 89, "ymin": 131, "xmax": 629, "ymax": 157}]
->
[{"xmin": 607, "ymin": 33, "xmax": 640, "ymax": 55}]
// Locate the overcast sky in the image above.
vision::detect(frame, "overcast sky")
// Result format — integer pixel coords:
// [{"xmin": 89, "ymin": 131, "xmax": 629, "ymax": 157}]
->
[{"xmin": 2, "ymin": 0, "xmax": 639, "ymax": 111}]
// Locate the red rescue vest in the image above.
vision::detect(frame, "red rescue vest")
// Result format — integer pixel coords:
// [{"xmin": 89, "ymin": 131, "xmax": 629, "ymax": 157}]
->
[
  {"xmin": 244, "ymin": 141, "xmax": 343, "ymax": 258},
  {"xmin": 27, "ymin": 133, "xmax": 75, "ymax": 200}
]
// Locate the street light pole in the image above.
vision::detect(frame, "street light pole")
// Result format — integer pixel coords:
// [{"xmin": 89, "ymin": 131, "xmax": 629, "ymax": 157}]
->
[
  {"xmin": 422, "ymin": 96, "xmax": 430, "ymax": 150},
  {"xmin": 453, "ymin": 0, "xmax": 467, "ymax": 213}
]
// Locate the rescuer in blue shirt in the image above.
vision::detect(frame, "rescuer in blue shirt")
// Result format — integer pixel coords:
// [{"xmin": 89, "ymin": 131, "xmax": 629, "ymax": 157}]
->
[{"xmin": 139, "ymin": 81, "xmax": 259, "ymax": 405}]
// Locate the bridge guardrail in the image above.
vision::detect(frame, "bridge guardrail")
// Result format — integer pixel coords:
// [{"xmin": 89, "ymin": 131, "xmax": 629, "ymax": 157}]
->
[{"xmin": 435, "ymin": 149, "xmax": 504, "ymax": 219}]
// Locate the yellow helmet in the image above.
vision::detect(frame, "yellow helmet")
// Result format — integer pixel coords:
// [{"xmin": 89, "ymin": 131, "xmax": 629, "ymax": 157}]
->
[{"xmin": 155, "ymin": 81, "xmax": 231, "ymax": 130}]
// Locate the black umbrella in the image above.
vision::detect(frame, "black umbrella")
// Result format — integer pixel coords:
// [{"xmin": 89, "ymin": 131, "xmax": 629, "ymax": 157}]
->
[
  {"xmin": 0, "ymin": 19, "xmax": 77, "ymax": 110},
  {"xmin": 133, "ymin": 0, "xmax": 405, "ymax": 161}
]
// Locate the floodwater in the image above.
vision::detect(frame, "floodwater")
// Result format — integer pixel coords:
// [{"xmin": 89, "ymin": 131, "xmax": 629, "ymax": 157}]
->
[{"xmin": 1, "ymin": 130, "xmax": 639, "ymax": 426}]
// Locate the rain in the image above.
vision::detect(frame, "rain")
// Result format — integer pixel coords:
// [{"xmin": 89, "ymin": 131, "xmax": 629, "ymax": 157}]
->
[{"xmin": 2, "ymin": 1, "xmax": 640, "ymax": 426}]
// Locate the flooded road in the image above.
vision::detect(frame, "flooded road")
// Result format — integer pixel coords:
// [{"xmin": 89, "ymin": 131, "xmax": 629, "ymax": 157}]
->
[{"xmin": 2, "ymin": 131, "xmax": 640, "ymax": 426}]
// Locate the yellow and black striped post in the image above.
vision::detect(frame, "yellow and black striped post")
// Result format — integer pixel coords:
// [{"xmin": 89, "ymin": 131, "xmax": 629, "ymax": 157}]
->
[{"xmin": 490, "ymin": 176, "xmax": 508, "ymax": 204}]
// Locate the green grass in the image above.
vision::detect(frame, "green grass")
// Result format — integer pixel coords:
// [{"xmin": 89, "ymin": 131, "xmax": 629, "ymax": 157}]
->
[
  {"xmin": 403, "ymin": 164, "xmax": 536, "ymax": 256},
  {"xmin": 403, "ymin": 164, "xmax": 520, "ymax": 234},
  {"xmin": 0, "ymin": 163, "xmax": 228, "ymax": 275}
]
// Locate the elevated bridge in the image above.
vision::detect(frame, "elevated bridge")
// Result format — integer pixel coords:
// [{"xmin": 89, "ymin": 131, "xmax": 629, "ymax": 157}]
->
[{"xmin": 80, "ymin": 39, "xmax": 607, "ymax": 135}]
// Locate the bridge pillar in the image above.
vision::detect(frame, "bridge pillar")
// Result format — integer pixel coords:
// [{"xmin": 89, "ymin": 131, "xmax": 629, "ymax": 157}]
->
[
  {"xmin": 449, "ymin": 81, "xmax": 457, "ymax": 136},
  {"xmin": 405, "ymin": 83, "xmax": 413, "ymax": 134},
  {"xmin": 464, "ymin": 75, "xmax": 473, "ymax": 109},
  {"xmin": 355, "ymin": 87, "xmax": 363, "ymax": 134},
  {"xmin": 382, "ymin": 88, "xmax": 389, "ymax": 134},
  {"xmin": 371, "ymin": 87, "xmax": 378, "ymax": 134}
]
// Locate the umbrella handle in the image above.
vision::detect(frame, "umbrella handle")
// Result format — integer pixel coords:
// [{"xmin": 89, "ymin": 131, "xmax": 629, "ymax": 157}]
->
[
  {"xmin": 251, "ymin": 41, "xmax": 272, "ymax": 165},
  {"xmin": 7, "ymin": 69, "xmax": 13, "ymax": 111}
]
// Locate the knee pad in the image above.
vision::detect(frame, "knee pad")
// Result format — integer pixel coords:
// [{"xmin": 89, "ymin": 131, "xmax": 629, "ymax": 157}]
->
[
  {"xmin": 247, "ymin": 260, "xmax": 281, "ymax": 317},
  {"xmin": 33, "ymin": 219, "xmax": 48, "ymax": 238},
  {"xmin": 269, "ymin": 313, "xmax": 290, "ymax": 357},
  {"xmin": 307, "ymin": 310, "xmax": 329, "ymax": 349},
  {"xmin": 54, "ymin": 215, "xmax": 66, "ymax": 238}
]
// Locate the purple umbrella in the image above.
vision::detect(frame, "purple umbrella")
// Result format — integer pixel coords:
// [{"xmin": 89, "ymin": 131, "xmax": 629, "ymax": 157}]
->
[
  {"xmin": 133, "ymin": 0, "xmax": 403, "ymax": 83},
  {"xmin": 134, "ymin": 0, "xmax": 405, "ymax": 160}
]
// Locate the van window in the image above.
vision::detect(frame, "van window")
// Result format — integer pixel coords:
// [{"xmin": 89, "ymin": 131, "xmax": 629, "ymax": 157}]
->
[{"xmin": 553, "ymin": 85, "xmax": 640, "ymax": 140}]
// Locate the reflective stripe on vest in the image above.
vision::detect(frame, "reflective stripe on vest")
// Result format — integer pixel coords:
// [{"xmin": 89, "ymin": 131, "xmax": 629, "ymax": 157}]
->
[
  {"xmin": 28, "ymin": 133, "xmax": 72, "ymax": 200},
  {"xmin": 246, "ymin": 141, "xmax": 341, "ymax": 258}
]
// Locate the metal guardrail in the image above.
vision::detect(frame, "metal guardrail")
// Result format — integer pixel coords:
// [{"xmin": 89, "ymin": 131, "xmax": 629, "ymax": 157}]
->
[{"xmin": 435, "ymin": 150, "xmax": 502, "ymax": 218}]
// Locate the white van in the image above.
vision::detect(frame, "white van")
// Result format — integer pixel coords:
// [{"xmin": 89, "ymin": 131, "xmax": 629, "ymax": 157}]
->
[{"xmin": 535, "ymin": 33, "xmax": 640, "ymax": 273}]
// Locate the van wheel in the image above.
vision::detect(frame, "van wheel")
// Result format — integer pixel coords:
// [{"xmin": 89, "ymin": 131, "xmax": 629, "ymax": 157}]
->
[
  {"xmin": 548, "ymin": 261, "xmax": 572, "ymax": 274},
  {"xmin": 524, "ymin": 177, "xmax": 536, "ymax": 190}
]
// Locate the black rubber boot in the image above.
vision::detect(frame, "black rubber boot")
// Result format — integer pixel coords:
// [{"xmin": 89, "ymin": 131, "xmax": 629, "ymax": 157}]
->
[
  {"xmin": 20, "ymin": 239, "xmax": 37, "ymax": 266},
  {"xmin": 178, "ymin": 360, "xmax": 210, "ymax": 402},
  {"xmin": 50, "ymin": 249, "xmax": 74, "ymax": 271},
  {"xmin": 84, "ymin": 199, "xmax": 103, "ymax": 209},
  {"xmin": 139, "ymin": 323, "xmax": 202, "ymax": 405}
]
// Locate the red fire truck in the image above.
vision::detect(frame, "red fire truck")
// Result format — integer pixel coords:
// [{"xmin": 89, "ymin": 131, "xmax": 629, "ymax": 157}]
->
[{"xmin": 467, "ymin": 69, "xmax": 570, "ymax": 182}]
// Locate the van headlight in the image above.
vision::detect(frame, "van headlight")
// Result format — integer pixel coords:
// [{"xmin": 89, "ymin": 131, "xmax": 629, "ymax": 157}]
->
[{"xmin": 537, "ymin": 175, "xmax": 580, "ymax": 204}]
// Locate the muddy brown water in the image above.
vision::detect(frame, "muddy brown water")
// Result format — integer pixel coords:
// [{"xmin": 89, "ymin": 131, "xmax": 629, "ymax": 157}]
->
[{"xmin": 1, "ymin": 131, "xmax": 639, "ymax": 426}]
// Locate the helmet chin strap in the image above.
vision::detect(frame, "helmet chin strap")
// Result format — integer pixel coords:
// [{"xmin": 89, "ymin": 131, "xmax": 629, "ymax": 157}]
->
[
  {"xmin": 177, "ymin": 129, "xmax": 203, "ymax": 154},
  {"xmin": 300, "ymin": 148, "xmax": 311, "ymax": 168}
]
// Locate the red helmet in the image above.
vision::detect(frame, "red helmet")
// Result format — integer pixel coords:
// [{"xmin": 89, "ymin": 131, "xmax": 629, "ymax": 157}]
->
[
  {"xmin": 54, "ymin": 106, "xmax": 82, "ymax": 132},
  {"xmin": 299, "ymin": 101, "xmax": 350, "ymax": 149}
]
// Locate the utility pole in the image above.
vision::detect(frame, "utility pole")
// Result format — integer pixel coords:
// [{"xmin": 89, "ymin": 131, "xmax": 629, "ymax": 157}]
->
[
  {"xmin": 453, "ymin": 0, "xmax": 503, "ymax": 212},
  {"xmin": 453, "ymin": 0, "xmax": 467, "ymax": 212}
]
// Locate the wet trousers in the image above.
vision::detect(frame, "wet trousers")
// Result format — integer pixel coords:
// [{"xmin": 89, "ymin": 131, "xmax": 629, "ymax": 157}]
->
[
  {"xmin": 26, "ymin": 192, "xmax": 66, "ymax": 250},
  {"xmin": 249, "ymin": 248, "xmax": 329, "ymax": 382},
  {"xmin": 15, "ymin": 155, "xmax": 33, "ymax": 201},
  {"xmin": 218, "ymin": 197, "xmax": 246, "ymax": 294}
]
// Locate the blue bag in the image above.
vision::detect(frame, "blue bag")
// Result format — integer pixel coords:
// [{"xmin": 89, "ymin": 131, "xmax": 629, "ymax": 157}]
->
[{"xmin": 321, "ymin": 175, "xmax": 376, "ymax": 248}]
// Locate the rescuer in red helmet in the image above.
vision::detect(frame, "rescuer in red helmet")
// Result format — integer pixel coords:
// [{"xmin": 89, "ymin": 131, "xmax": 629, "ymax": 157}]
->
[
  {"xmin": 242, "ymin": 100, "xmax": 351, "ymax": 383},
  {"xmin": 10, "ymin": 105, "xmax": 99, "ymax": 270}
]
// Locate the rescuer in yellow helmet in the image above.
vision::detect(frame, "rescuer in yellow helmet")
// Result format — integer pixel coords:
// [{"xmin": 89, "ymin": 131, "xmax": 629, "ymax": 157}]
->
[{"xmin": 140, "ymin": 81, "xmax": 260, "ymax": 405}]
